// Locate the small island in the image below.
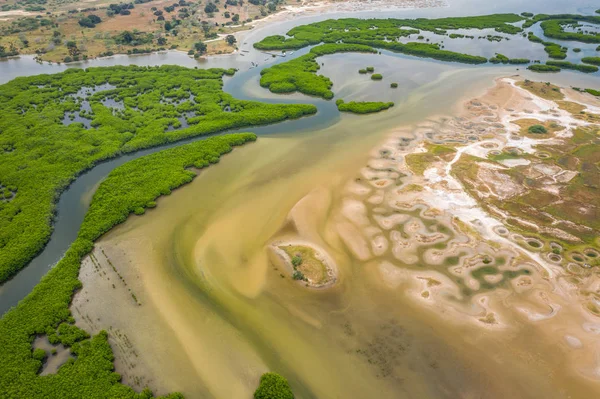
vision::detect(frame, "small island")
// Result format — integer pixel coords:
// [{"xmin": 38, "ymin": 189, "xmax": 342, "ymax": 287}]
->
[
  {"xmin": 272, "ymin": 241, "xmax": 337, "ymax": 288},
  {"xmin": 336, "ymin": 99, "xmax": 394, "ymax": 114}
]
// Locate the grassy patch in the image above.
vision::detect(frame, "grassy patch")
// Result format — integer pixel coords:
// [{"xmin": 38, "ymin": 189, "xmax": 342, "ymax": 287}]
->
[
  {"xmin": 405, "ymin": 143, "xmax": 456, "ymax": 175},
  {"xmin": 516, "ymin": 80, "xmax": 564, "ymax": 100}
]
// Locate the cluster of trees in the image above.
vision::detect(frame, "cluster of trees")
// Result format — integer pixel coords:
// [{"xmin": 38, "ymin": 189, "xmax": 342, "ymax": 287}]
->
[
  {"xmin": 0, "ymin": 65, "xmax": 316, "ymax": 284},
  {"xmin": 113, "ymin": 30, "xmax": 154, "ymax": 46},
  {"xmin": 78, "ymin": 14, "xmax": 102, "ymax": 28},
  {"xmin": 254, "ymin": 372, "xmax": 295, "ymax": 399},
  {"xmin": 336, "ymin": 99, "xmax": 394, "ymax": 114},
  {"xmin": 259, "ymin": 43, "xmax": 377, "ymax": 99},
  {"xmin": 0, "ymin": 128, "xmax": 256, "ymax": 397},
  {"xmin": 106, "ymin": 2, "xmax": 135, "ymax": 17}
]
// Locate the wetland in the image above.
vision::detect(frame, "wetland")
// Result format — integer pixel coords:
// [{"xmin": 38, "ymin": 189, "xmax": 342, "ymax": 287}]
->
[{"xmin": 1, "ymin": 1, "xmax": 600, "ymax": 398}]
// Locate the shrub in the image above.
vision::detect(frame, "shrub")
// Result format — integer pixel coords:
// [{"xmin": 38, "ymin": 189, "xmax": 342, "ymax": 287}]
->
[
  {"xmin": 292, "ymin": 270, "xmax": 305, "ymax": 280},
  {"xmin": 366, "ymin": 66, "xmax": 375, "ymax": 72},
  {"xmin": 528, "ymin": 124, "xmax": 548, "ymax": 134},
  {"xmin": 391, "ymin": 82, "xmax": 398, "ymax": 88},
  {"xmin": 371, "ymin": 73, "xmax": 383, "ymax": 80},
  {"xmin": 358, "ymin": 69, "xmax": 367, "ymax": 74},
  {"xmin": 254, "ymin": 373, "xmax": 294, "ymax": 399},
  {"xmin": 291, "ymin": 255, "xmax": 302, "ymax": 267}
]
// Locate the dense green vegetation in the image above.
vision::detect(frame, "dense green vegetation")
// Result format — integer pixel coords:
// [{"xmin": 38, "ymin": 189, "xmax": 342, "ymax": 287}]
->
[
  {"xmin": 0, "ymin": 133, "xmax": 257, "ymax": 398},
  {"xmin": 0, "ymin": 65, "xmax": 316, "ymax": 283},
  {"xmin": 254, "ymin": 372, "xmax": 295, "ymax": 399},
  {"xmin": 371, "ymin": 73, "xmax": 383, "ymax": 80},
  {"xmin": 528, "ymin": 64, "xmax": 561, "ymax": 73},
  {"xmin": 255, "ymin": 17, "xmax": 494, "ymax": 68},
  {"xmin": 254, "ymin": 14, "xmax": 524, "ymax": 50},
  {"xmin": 582, "ymin": 57, "xmax": 600, "ymax": 66},
  {"xmin": 259, "ymin": 43, "xmax": 377, "ymax": 99},
  {"xmin": 336, "ymin": 99, "xmax": 394, "ymax": 114},
  {"xmin": 546, "ymin": 60, "xmax": 599, "ymax": 73}
]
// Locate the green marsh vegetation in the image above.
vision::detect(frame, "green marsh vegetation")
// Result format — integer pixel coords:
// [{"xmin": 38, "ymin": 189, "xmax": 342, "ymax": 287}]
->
[
  {"xmin": 254, "ymin": 14, "xmax": 525, "ymax": 51},
  {"xmin": 546, "ymin": 60, "xmax": 599, "ymax": 73},
  {"xmin": 0, "ymin": 132, "xmax": 257, "ymax": 398},
  {"xmin": 528, "ymin": 64, "xmax": 561, "ymax": 73},
  {"xmin": 582, "ymin": 56, "xmax": 600, "ymax": 66},
  {"xmin": 0, "ymin": 65, "xmax": 316, "ymax": 284},
  {"xmin": 256, "ymin": 13, "xmax": 600, "ymax": 101},
  {"xmin": 259, "ymin": 43, "xmax": 377, "ymax": 99},
  {"xmin": 336, "ymin": 99, "xmax": 394, "ymax": 114}
]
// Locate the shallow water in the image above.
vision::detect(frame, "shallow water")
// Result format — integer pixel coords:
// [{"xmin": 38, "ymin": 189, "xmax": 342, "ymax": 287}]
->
[{"xmin": 71, "ymin": 52, "xmax": 600, "ymax": 398}]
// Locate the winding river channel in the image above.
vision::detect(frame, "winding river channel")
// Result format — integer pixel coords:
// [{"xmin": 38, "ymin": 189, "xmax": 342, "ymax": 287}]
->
[{"xmin": 2, "ymin": 0, "xmax": 600, "ymax": 397}]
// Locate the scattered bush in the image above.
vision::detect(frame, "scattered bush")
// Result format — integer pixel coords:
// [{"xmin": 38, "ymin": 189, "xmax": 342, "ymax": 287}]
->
[
  {"xmin": 371, "ymin": 73, "xmax": 383, "ymax": 80},
  {"xmin": 391, "ymin": 82, "xmax": 398, "ymax": 88},
  {"xmin": 366, "ymin": 66, "xmax": 375, "ymax": 72}
]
